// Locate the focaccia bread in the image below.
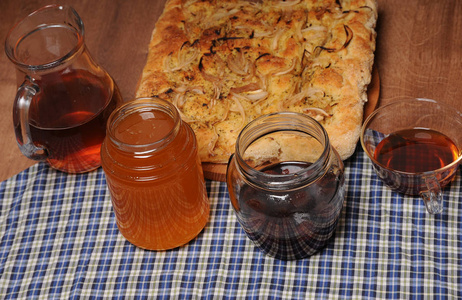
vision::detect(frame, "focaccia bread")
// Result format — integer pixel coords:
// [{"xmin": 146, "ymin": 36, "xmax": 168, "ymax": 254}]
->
[{"xmin": 136, "ymin": 0, "xmax": 377, "ymax": 163}]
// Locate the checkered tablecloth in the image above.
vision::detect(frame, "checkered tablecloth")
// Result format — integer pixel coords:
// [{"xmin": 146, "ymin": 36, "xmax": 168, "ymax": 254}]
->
[{"xmin": 1, "ymin": 146, "xmax": 461, "ymax": 299}]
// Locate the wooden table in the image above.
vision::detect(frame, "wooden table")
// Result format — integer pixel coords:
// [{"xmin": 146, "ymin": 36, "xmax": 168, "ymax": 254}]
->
[{"xmin": 0, "ymin": 0, "xmax": 461, "ymax": 181}]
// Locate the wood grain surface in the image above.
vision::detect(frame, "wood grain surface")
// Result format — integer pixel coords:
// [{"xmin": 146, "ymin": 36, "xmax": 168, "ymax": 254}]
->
[{"xmin": 1, "ymin": 0, "xmax": 462, "ymax": 181}]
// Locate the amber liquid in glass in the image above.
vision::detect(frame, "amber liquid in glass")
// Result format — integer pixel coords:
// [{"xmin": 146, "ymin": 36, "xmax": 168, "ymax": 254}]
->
[
  {"xmin": 104, "ymin": 109, "xmax": 209, "ymax": 250},
  {"xmin": 373, "ymin": 128, "xmax": 459, "ymax": 173},
  {"xmin": 18, "ymin": 69, "xmax": 121, "ymax": 173}
]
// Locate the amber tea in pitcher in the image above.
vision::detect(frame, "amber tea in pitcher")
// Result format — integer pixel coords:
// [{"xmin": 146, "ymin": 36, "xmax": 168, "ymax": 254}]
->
[
  {"xmin": 25, "ymin": 69, "xmax": 120, "ymax": 172},
  {"xmin": 6, "ymin": 5, "xmax": 122, "ymax": 173}
]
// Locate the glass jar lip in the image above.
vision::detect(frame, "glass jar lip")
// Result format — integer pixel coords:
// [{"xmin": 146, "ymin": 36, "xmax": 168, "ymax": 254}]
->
[
  {"xmin": 107, "ymin": 97, "xmax": 181, "ymax": 154},
  {"xmin": 234, "ymin": 112, "xmax": 331, "ymax": 188},
  {"xmin": 5, "ymin": 4, "xmax": 85, "ymax": 71}
]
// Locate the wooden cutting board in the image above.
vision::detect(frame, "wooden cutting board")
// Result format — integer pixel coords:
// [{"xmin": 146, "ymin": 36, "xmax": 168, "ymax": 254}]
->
[{"xmin": 202, "ymin": 67, "xmax": 380, "ymax": 182}]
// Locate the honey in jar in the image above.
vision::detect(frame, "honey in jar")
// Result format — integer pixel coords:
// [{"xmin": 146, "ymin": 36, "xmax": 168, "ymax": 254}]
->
[{"xmin": 101, "ymin": 98, "xmax": 210, "ymax": 250}]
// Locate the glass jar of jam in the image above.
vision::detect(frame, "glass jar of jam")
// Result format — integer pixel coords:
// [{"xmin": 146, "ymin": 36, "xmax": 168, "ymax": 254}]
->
[
  {"xmin": 101, "ymin": 98, "xmax": 210, "ymax": 250},
  {"xmin": 226, "ymin": 112, "xmax": 345, "ymax": 260}
]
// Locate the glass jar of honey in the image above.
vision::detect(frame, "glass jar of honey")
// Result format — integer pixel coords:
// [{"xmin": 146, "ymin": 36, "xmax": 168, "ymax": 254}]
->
[
  {"xmin": 226, "ymin": 112, "xmax": 345, "ymax": 260},
  {"xmin": 101, "ymin": 98, "xmax": 210, "ymax": 250}
]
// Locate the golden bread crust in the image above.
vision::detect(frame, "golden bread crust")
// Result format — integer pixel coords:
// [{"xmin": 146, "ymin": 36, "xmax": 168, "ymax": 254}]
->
[{"xmin": 137, "ymin": 0, "xmax": 377, "ymax": 163}]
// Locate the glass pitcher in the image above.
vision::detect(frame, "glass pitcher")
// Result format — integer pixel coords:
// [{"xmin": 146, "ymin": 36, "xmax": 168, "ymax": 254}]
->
[{"xmin": 5, "ymin": 5, "xmax": 122, "ymax": 173}]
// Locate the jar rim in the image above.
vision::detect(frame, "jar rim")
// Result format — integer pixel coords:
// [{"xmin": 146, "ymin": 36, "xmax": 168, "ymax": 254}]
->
[
  {"xmin": 106, "ymin": 97, "xmax": 181, "ymax": 154},
  {"xmin": 234, "ymin": 112, "xmax": 331, "ymax": 189}
]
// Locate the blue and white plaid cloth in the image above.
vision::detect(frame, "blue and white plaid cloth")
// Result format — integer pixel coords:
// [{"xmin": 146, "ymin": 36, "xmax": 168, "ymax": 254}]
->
[{"xmin": 1, "ymin": 146, "xmax": 461, "ymax": 299}]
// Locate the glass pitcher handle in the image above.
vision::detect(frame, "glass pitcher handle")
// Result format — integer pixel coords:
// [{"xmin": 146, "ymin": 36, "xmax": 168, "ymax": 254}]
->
[
  {"xmin": 420, "ymin": 175, "xmax": 443, "ymax": 214},
  {"xmin": 14, "ymin": 81, "xmax": 47, "ymax": 160}
]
